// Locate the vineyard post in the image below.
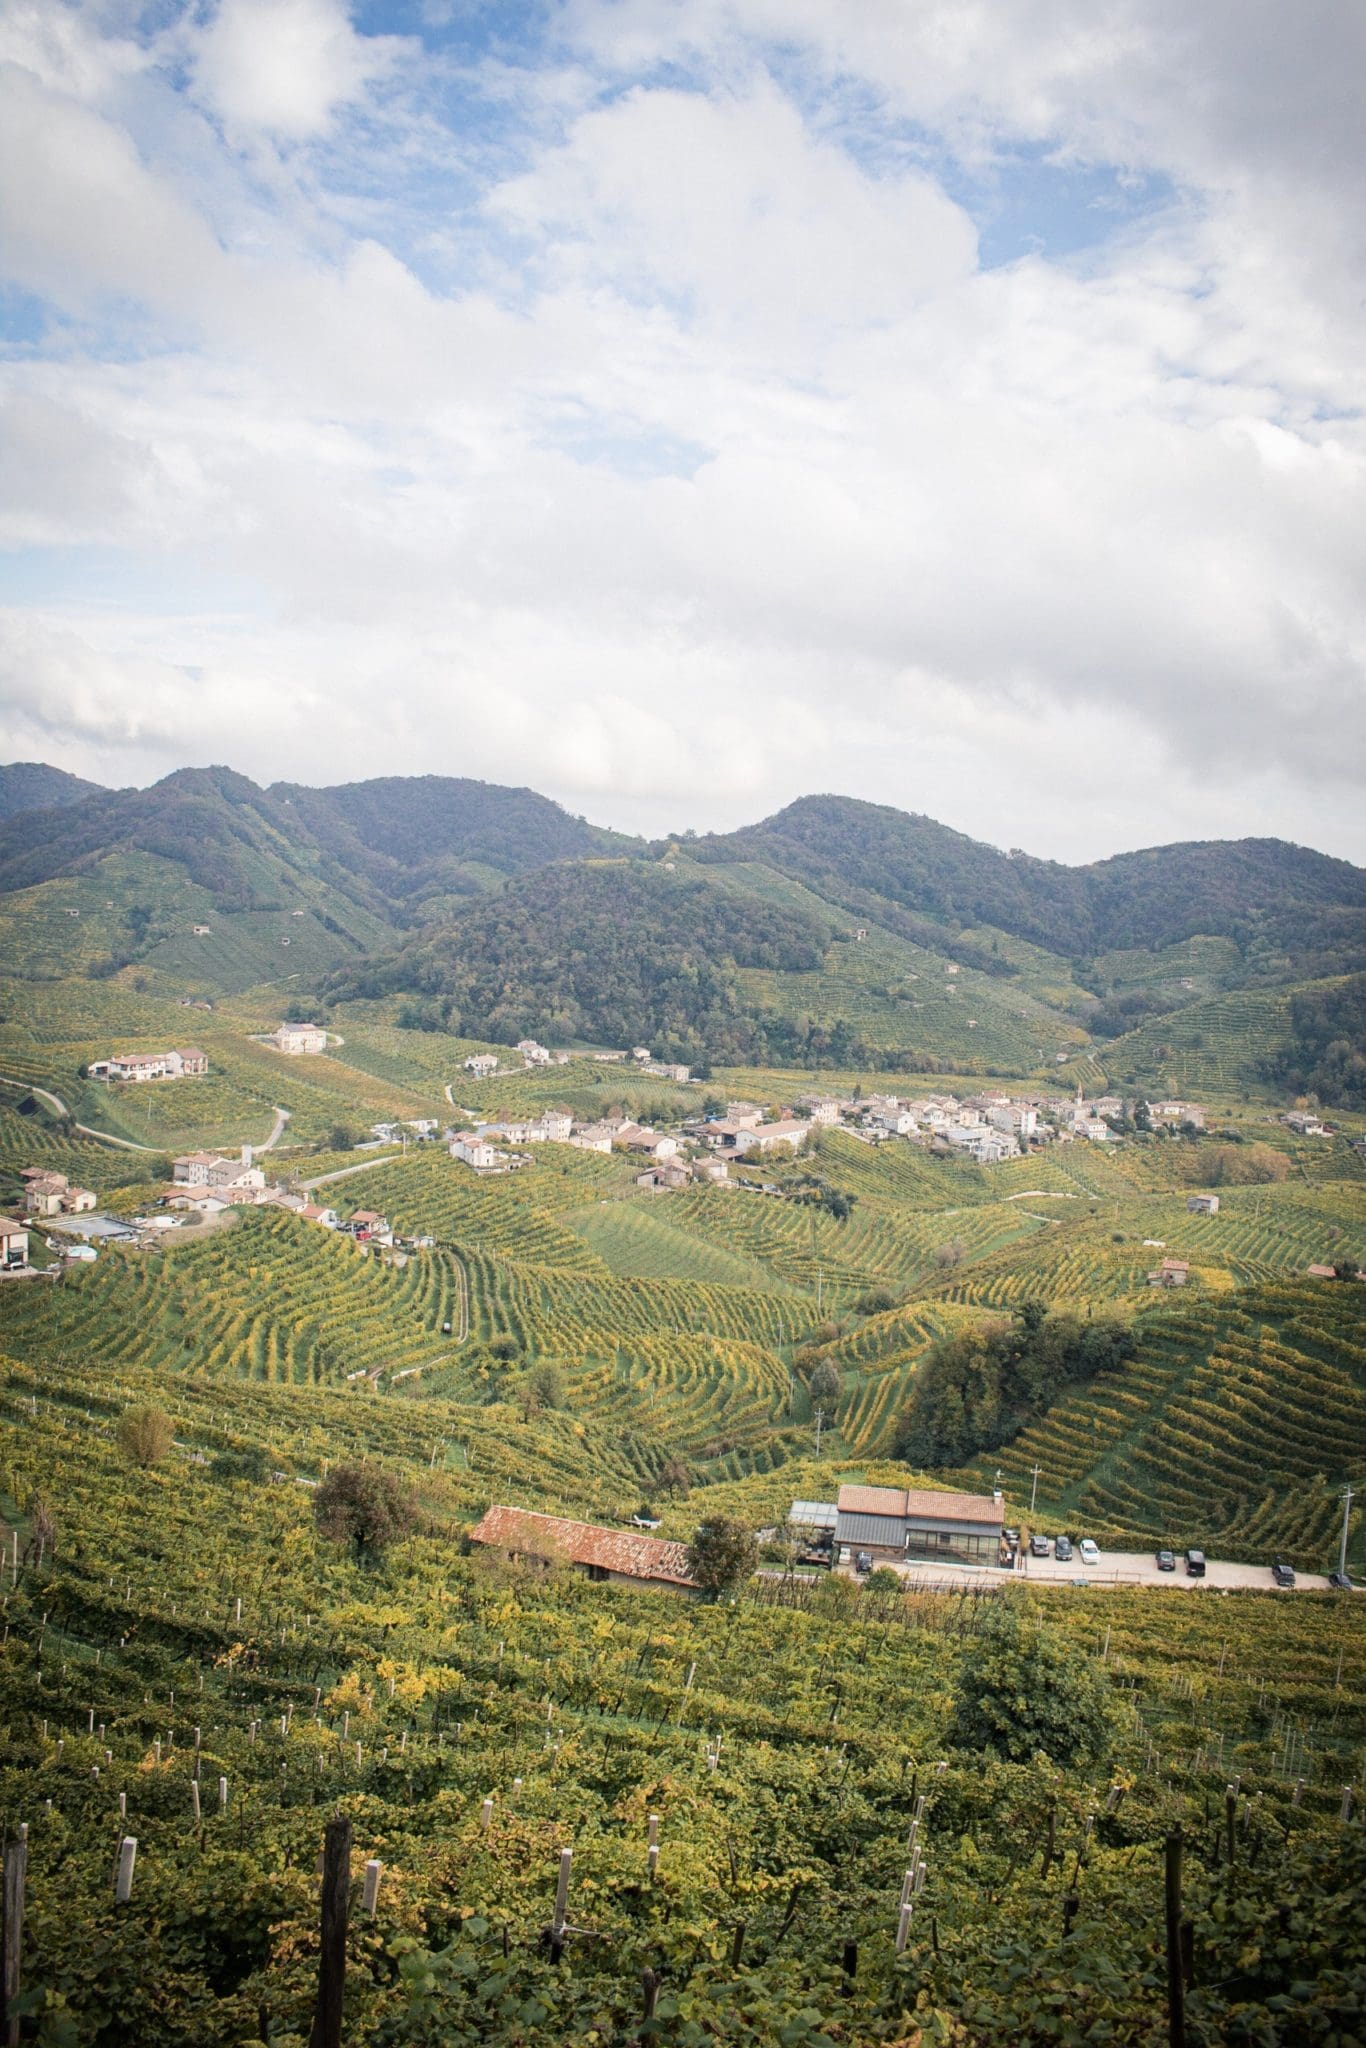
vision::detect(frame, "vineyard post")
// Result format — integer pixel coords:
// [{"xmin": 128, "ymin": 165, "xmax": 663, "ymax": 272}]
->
[
  {"xmin": 3, "ymin": 1831, "xmax": 27, "ymax": 2048},
  {"xmin": 1164, "ymin": 1833, "xmax": 1186, "ymax": 2048},
  {"xmin": 114, "ymin": 1838, "xmax": 137, "ymax": 1905},
  {"xmin": 310, "ymin": 1815, "xmax": 351, "ymax": 2048},
  {"xmin": 550, "ymin": 1847, "xmax": 571, "ymax": 1961}
]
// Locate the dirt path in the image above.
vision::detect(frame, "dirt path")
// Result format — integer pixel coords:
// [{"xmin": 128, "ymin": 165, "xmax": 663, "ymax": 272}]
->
[
  {"xmin": 299, "ymin": 1154, "xmax": 402, "ymax": 1191},
  {"xmin": 0, "ymin": 1075, "xmax": 291, "ymax": 1158}
]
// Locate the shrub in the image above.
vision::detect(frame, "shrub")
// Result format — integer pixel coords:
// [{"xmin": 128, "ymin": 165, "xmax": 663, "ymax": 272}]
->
[
  {"xmin": 116, "ymin": 1405, "xmax": 174, "ymax": 1469},
  {"xmin": 210, "ymin": 1446, "xmax": 269, "ymax": 1483},
  {"xmin": 949, "ymin": 1607, "xmax": 1113, "ymax": 1766}
]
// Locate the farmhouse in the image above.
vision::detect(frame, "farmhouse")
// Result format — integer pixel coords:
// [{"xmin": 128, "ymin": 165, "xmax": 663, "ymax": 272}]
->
[
  {"xmin": 0, "ymin": 1219, "xmax": 30, "ymax": 1270},
  {"xmin": 567, "ymin": 1123, "xmax": 616, "ymax": 1154},
  {"xmin": 451, "ymin": 1135, "xmax": 503, "ymax": 1171},
  {"xmin": 731, "ymin": 1120, "xmax": 809, "ymax": 1157},
  {"xmin": 1187, "ymin": 1194, "xmax": 1220, "ymax": 1214},
  {"xmin": 1147, "ymin": 1257, "xmax": 1190, "ymax": 1288},
  {"xmin": 463, "ymin": 1053, "xmax": 500, "ymax": 1077},
  {"xmin": 467, "ymin": 1505, "xmax": 699, "ymax": 1594},
  {"xmin": 271, "ymin": 1022, "xmax": 327, "ymax": 1055},
  {"xmin": 619, "ymin": 1127, "xmax": 680, "ymax": 1162},
  {"xmin": 834, "ymin": 1484, "xmax": 1004, "ymax": 1567},
  {"xmin": 1151, "ymin": 1101, "xmax": 1206, "ymax": 1129},
  {"xmin": 517, "ymin": 1039, "xmax": 552, "ymax": 1065}
]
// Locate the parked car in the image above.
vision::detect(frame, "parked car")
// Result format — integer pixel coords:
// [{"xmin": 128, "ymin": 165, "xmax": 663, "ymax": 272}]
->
[
  {"xmin": 1003, "ymin": 1528, "xmax": 1020, "ymax": 1548},
  {"xmin": 1184, "ymin": 1548, "xmax": 1206, "ymax": 1577},
  {"xmin": 854, "ymin": 1551, "xmax": 874, "ymax": 1575},
  {"xmin": 1078, "ymin": 1538, "xmax": 1100, "ymax": 1566},
  {"xmin": 1271, "ymin": 1557, "xmax": 1296, "ymax": 1588},
  {"xmin": 1054, "ymin": 1535, "xmax": 1073, "ymax": 1562},
  {"xmin": 1029, "ymin": 1533, "xmax": 1050, "ymax": 1558},
  {"xmin": 1155, "ymin": 1549, "xmax": 1177, "ymax": 1572},
  {"xmin": 1328, "ymin": 1570, "xmax": 1355, "ymax": 1592}
]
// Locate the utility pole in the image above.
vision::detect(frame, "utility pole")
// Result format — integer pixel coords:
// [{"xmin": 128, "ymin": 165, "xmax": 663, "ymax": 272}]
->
[
  {"xmin": 1339, "ymin": 1484, "xmax": 1356, "ymax": 1580},
  {"xmin": 1029, "ymin": 1464, "xmax": 1042, "ymax": 1514}
]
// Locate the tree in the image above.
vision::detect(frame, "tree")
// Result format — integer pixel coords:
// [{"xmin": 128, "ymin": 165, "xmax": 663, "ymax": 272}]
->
[
  {"xmin": 807, "ymin": 1359, "xmax": 842, "ymax": 1408},
  {"xmin": 948, "ymin": 1607, "xmax": 1113, "ymax": 1766},
  {"xmin": 686, "ymin": 1516, "xmax": 758, "ymax": 1597},
  {"xmin": 325, "ymin": 1124, "xmax": 355, "ymax": 1154},
  {"xmin": 659, "ymin": 1457, "xmax": 691, "ymax": 1500},
  {"xmin": 526, "ymin": 1361, "xmax": 566, "ymax": 1410},
  {"xmin": 117, "ymin": 1404, "xmax": 174, "ymax": 1469},
  {"xmin": 314, "ymin": 1462, "xmax": 418, "ymax": 1562}
]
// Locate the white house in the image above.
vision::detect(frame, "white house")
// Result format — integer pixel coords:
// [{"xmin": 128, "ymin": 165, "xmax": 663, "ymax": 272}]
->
[
  {"xmin": 622, "ymin": 1129, "xmax": 679, "ymax": 1162},
  {"xmin": 517, "ymin": 1039, "xmax": 552, "ymax": 1066},
  {"xmin": 0, "ymin": 1218, "xmax": 30, "ymax": 1269},
  {"xmin": 988, "ymin": 1104, "xmax": 1038, "ymax": 1138},
  {"xmin": 943, "ymin": 1126, "xmax": 1018, "ymax": 1163},
  {"xmin": 272, "ymin": 1022, "xmax": 327, "ymax": 1055},
  {"xmin": 451, "ymin": 1135, "xmax": 502, "ymax": 1170},
  {"xmin": 568, "ymin": 1123, "xmax": 616, "ymax": 1154},
  {"xmin": 732, "ymin": 1120, "xmax": 809, "ymax": 1157},
  {"xmin": 172, "ymin": 1152, "xmax": 221, "ymax": 1186},
  {"xmin": 806, "ymin": 1099, "xmax": 846, "ymax": 1125},
  {"xmin": 463, "ymin": 1053, "xmax": 499, "ymax": 1077}
]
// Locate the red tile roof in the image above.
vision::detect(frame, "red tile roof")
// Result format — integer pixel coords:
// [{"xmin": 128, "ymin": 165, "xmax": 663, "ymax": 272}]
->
[
  {"xmin": 468, "ymin": 1505, "xmax": 698, "ymax": 1587},
  {"xmin": 836, "ymin": 1483, "xmax": 1002, "ymax": 1525}
]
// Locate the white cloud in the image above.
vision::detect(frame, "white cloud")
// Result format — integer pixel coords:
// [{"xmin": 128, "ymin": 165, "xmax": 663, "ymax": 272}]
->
[
  {"xmin": 0, "ymin": 0, "xmax": 1363, "ymax": 862},
  {"xmin": 190, "ymin": 0, "xmax": 406, "ymax": 140}
]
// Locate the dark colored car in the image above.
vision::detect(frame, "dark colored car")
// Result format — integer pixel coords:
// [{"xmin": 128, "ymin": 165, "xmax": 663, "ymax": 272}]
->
[
  {"xmin": 1155, "ymin": 1549, "xmax": 1176, "ymax": 1572},
  {"xmin": 1029, "ymin": 1533, "xmax": 1050, "ymax": 1558},
  {"xmin": 1271, "ymin": 1558, "xmax": 1296, "ymax": 1588},
  {"xmin": 1329, "ymin": 1570, "xmax": 1355, "ymax": 1592},
  {"xmin": 1054, "ymin": 1535, "xmax": 1073, "ymax": 1562},
  {"xmin": 854, "ymin": 1551, "xmax": 874, "ymax": 1575},
  {"xmin": 1184, "ymin": 1548, "xmax": 1206, "ymax": 1577}
]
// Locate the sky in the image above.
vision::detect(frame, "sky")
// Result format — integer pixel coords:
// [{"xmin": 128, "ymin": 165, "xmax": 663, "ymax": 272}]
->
[{"xmin": 1, "ymin": 0, "xmax": 1364, "ymax": 863}]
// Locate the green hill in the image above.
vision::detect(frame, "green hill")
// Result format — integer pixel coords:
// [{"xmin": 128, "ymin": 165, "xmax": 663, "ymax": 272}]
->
[{"xmin": 0, "ymin": 759, "xmax": 106, "ymax": 819}]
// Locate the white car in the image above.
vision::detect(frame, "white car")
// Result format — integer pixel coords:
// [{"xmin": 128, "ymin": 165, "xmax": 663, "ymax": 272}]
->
[{"xmin": 1078, "ymin": 1538, "xmax": 1100, "ymax": 1566}]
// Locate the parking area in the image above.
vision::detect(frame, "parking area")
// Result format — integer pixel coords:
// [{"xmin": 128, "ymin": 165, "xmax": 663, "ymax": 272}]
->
[{"xmin": 886, "ymin": 1547, "xmax": 1337, "ymax": 1593}]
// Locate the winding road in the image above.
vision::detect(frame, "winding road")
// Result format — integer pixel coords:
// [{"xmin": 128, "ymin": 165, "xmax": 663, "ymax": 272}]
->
[{"xmin": 0, "ymin": 1075, "xmax": 290, "ymax": 1157}]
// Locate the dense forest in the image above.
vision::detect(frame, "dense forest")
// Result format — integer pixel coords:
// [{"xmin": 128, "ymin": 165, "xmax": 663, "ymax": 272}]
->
[
  {"xmin": 1264, "ymin": 973, "xmax": 1366, "ymax": 1109},
  {"xmin": 0, "ymin": 760, "xmax": 106, "ymax": 820},
  {"xmin": 894, "ymin": 1304, "xmax": 1137, "ymax": 1468},
  {"xmin": 698, "ymin": 796, "xmax": 1366, "ymax": 977},
  {"xmin": 327, "ymin": 862, "xmax": 833, "ymax": 1063}
]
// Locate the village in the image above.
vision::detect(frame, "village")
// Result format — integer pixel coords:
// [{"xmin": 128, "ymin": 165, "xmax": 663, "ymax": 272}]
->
[{"xmin": 1, "ymin": 1018, "xmax": 1354, "ymax": 1281}]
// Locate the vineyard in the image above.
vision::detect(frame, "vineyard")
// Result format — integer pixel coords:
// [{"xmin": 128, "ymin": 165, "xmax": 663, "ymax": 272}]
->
[
  {"xmin": 0, "ymin": 1343, "xmax": 1362, "ymax": 2045},
  {"xmin": 942, "ymin": 1281, "xmax": 1366, "ymax": 1571}
]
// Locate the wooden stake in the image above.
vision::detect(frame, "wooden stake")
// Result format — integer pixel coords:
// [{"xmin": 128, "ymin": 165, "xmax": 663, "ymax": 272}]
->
[
  {"xmin": 362, "ymin": 1860, "xmax": 382, "ymax": 1916},
  {"xmin": 310, "ymin": 1815, "xmax": 351, "ymax": 2048},
  {"xmin": 114, "ymin": 1837, "xmax": 137, "ymax": 1905},
  {"xmin": 1164, "ymin": 1833, "xmax": 1186, "ymax": 2048},
  {"xmin": 3, "ymin": 1836, "xmax": 26, "ymax": 2048}
]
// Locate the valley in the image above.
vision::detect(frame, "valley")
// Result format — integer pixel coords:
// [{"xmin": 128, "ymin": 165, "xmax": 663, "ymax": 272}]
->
[{"xmin": 0, "ymin": 764, "xmax": 1363, "ymax": 2044}]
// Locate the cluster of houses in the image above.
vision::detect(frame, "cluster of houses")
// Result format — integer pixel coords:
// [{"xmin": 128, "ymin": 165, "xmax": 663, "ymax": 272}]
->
[
  {"xmin": 88, "ymin": 1048, "xmax": 208, "ymax": 1083},
  {"xmin": 463, "ymin": 1041, "xmax": 693, "ymax": 1082},
  {"xmin": 16, "ymin": 1167, "xmax": 97, "ymax": 1216}
]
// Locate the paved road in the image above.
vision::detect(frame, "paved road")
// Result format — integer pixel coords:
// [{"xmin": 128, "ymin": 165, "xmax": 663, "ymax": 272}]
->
[{"xmin": 887, "ymin": 1548, "xmax": 1337, "ymax": 1594}]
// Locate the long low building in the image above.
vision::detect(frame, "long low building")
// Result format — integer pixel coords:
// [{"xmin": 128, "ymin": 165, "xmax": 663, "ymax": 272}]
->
[
  {"xmin": 468, "ymin": 1504, "xmax": 699, "ymax": 1594},
  {"xmin": 835, "ymin": 1483, "xmax": 1004, "ymax": 1567}
]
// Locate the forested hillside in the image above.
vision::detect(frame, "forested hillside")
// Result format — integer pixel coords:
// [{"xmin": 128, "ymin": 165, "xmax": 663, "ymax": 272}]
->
[
  {"xmin": 0, "ymin": 761, "xmax": 106, "ymax": 819},
  {"xmin": 327, "ymin": 861, "xmax": 832, "ymax": 1062}
]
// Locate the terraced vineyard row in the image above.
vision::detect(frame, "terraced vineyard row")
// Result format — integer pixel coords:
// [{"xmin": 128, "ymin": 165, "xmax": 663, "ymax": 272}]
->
[
  {"xmin": 946, "ymin": 1284, "xmax": 1366, "ymax": 1571},
  {"xmin": 0, "ymin": 1208, "xmax": 459, "ymax": 1385},
  {"xmin": 459, "ymin": 1245, "xmax": 795, "ymax": 1353}
]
